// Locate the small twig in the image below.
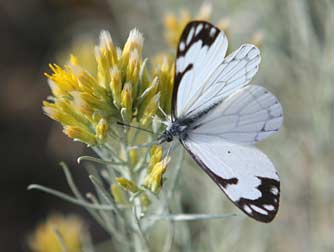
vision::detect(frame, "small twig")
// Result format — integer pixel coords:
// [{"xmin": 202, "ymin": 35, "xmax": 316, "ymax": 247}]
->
[
  {"xmin": 133, "ymin": 206, "xmax": 150, "ymax": 252},
  {"xmin": 77, "ymin": 156, "xmax": 125, "ymax": 166},
  {"xmin": 81, "ymin": 229, "xmax": 95, "ymax": 252},
  {"xmin": 27, "ymin": 184, "xmax": 115, "ymax": 210},
  {"xmin": 147, "ymin": 213, "xmax": 236, "ymax": 222}
]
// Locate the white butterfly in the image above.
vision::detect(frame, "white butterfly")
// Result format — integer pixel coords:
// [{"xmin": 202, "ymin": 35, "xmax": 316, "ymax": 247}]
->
[{"xmin": 159, "ymin": 21, "xmax": 283, "ymax": 223}]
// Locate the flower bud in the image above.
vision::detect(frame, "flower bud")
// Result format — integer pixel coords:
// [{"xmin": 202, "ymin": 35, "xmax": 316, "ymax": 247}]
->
[
  {"xmin": 109, "ymin": 66, "xmax": 122, "ymax": 108},
  {"xmin": 95, "ymin": 118, "xmax": 109, "ymax": 143},
  {"xmin": 122, "ymin": 29, "xmax": 144, "ymax": 67},
  {"xmin": 144, "ymin": 157, "xmax": 170, "ymax": 193},
  {"xmin": 111, "ymin": 184, "xmax": 128, "ymax": 205},
  {"xmin": 126, "ymin": 49, "xmax": 140, "ymax": 96},
  {"xmin": 116, "ymin": 177, "xmax": 140, "ymax": 193},
  {"xmin": 129, "ymin": 149, "xmax": 138, "ymax": 168},
  {"xmin": 120, "ymin": 82, "xmax": 133, "ymax": 122},
  {"xmin": 139, "ymin": 93, "xmax": 160, "ymax": 127},
  {"xmin": 148, "ymin": 145, "xmax": 163, "ymax": 173},
  {"xmin": 63, "ymin": 126, "xmax": 97, "ymax": 146}
]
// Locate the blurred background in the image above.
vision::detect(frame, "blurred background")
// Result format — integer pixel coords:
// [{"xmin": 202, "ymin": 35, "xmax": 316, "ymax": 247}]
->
[{"xmin": 1, "ymin": 0, "xmax": 334, "ymax": 251}]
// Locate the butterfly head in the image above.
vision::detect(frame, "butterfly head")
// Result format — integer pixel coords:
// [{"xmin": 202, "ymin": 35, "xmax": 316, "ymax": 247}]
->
[{"xmin": 158, "ymin": 120, "xmax": 188, "ymax": 144}]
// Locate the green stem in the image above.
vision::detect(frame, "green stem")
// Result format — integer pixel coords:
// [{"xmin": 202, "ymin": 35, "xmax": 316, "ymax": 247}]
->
[
  {"xmin": 133, "ymin": 206, "xmax": 150, "ymax": 252},
  {"xmin": 77, "ymin": 156, "xmax": 125, "ymax": 166},
  {"xmin": 59, "ymin": 162, "xmax": 112, "ymax": 231},
  {"xmin": 27, "ymin": 184, "xmax": 115, "ymax": 210}
]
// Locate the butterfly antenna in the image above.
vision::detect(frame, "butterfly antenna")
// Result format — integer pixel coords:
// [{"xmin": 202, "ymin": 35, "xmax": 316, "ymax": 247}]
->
[
  {"xmin": 128, "ymin": 140, "xmax": 159, "ymax": 150},
  {"xmin": 116, "ymin": 121, "xmax": 154, "ymax": 134}
]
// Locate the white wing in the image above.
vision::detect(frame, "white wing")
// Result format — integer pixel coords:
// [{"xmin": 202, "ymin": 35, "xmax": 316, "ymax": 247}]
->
[
  {"xmin": 174, "ymin": 21, "xmax": 282, "ymax": 222},
  {"xmin": 190, "ymin": 85, "xmax": 283, "ymax": 144},
  {"xmin": 182, "ymin": 134, "xmax": 280, "ymax": 223},
  {"xmin": 173, "ymin": 21, "xmax": 260, "ymax": 119}
]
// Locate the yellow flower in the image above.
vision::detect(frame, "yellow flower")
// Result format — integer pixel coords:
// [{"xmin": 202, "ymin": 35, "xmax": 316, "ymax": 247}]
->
[
  {"xmin": 95, "ymin": 30, "xmax": 118, "ymax": 90},
  {"xmin": 126, "ymin": 49, "xmax": 141, "ymax": 94},
  {"xmin": 139, "ymin": 93, "xmax": 160, "ymax": 127},
  {"xmin": 63, "ymin": 125, "xmax": 97, "ymax": 146},
  {"xmin": 164, "ymin": 10, "xmax": 191, "ymax": 48},
  {"xmin": 43, "ymin": 58, "xmax": 117, "ymax": 146},
  {"xmin": 147, "ymin": 145, "xmax": 163, "ymax": 173},
  {"xmin": 95, "ymin": 118, "xmax": 109, "ymax": 143},
  {"xmin": 111, "ymin": 184, "xmax": 128, "ymax": 205},
  {"xmin": 120, "ymin": 82, "xmax": 133, "ymax": 123},
  {"xmin": 28, "ymin": 214, "xmax": 85, "ymax": 252},
  {"xmin": 109, "ymin": 66, "xmax": 122, "ymax": 108},
  {"xmin": 163, "ymin": 2, "xmax": 217, "ymax": 48},
  {"xmin": 44, "ymin": 24, "xmax": 179, "ymax": 145},
  {"xmin": 122, "ymin": 29, "xmax": 144, "ymax": 68},
  {"xmin": 43, "ymin": 28, "xmax": 162, "ymax": 144},
  {"xmin": 116, "ymin": 177, "xmax": 140, "ymax": 193},
  {"xmin": 129, "ymin": 149, "xmax": 138, "ymax": 167},
  {"xmin": 151, "ymin": 53, "xmax": 175, "ymax": 115},
  {"xmin": 137, "ymin": 77, "xmax": 159, "ymax": 121},
  {"xmin": 144, "ymin": 156, "xmax": 170, "ymax": 193}
]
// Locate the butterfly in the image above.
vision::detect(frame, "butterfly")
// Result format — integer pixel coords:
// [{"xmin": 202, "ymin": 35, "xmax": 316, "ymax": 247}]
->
[{"xmin": 158, "ymin": 21, "xmax": 283, "ymax": 223}]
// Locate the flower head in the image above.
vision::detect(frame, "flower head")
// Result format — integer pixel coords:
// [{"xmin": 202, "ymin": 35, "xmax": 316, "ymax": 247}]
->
[
  {"xmin": 28, "ymin": 214, "xmax": 85, "ymax": 252},
  {"xmin": 151, "ymin": 53, "xmax": 175, "ymax": 116},
  {"xmin": 43, "ymin": 28, "xmax": 173, "ymax": 145},
  {"xmin": 144, "ymin": 156, "xmax": 170, "ymax": 193}
]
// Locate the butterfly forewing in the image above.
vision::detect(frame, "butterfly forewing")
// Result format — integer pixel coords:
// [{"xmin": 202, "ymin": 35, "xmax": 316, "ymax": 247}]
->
[
  {"xmin": 173, "ymin": 21, "xmax": 228, "ymax": 119},
  {"xmin": 173, "ymin": 21, "xmax": 262, "ymax": 120}
]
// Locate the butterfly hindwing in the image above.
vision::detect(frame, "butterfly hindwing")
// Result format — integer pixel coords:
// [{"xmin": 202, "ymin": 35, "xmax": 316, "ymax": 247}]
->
[{"xmin": 182, "ymin": 135, "xmax": 280, "ymax": 223}]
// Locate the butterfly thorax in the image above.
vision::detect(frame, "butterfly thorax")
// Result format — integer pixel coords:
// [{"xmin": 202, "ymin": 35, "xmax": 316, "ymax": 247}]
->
[{"xmin": 158, "ymin": 120, "xmax": 188, "ymax": 143}]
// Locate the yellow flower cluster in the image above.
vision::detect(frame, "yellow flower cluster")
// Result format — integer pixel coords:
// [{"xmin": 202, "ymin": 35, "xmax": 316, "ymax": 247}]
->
[
  {"xmin": 144, "ymin": 145, "xmax": 169, "ymax": 193},
  {"xmin": 151, "ymin": 53, "xmax": 175, "ymax": 116},
  {"xmin": 113, "ymin": 146, "xmax": 168, "ymax": 196},
  {"xmin": 163, "ymin": 3, "xmax": 230, "ymax": 48},
  {"xmin": 43, "ymin": 29, "xmax": 174, "ymax": 145},
  {"xmin": 28, "ymin": 214, "xmax": 84, "ymax": 252}
]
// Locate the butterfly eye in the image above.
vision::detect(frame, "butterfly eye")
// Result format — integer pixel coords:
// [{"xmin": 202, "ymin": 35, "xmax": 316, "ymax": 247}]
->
[{"xmin": 166, "ymin": 135, "xmax": 173, "ymax": 142}]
